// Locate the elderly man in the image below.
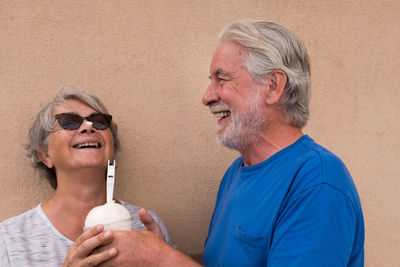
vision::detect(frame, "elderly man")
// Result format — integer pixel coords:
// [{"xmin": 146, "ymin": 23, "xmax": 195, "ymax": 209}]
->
[{"xmin": 98, "ymin": 19, "xmax": 365, "ymax": 266}]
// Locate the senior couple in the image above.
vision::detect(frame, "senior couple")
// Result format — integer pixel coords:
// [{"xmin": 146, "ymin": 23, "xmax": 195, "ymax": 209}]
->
[{"xmin": 0, "ymin": 19, "xmax": 364, "ymax": 266}]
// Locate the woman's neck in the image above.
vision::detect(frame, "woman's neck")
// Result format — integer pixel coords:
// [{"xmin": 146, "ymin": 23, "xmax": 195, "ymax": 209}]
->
[{"xmin": 42, "ymin": 168, "xmax": 107, "ymax": 241}]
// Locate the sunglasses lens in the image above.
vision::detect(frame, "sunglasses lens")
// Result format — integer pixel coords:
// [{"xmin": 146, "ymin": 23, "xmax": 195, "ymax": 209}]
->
[
  {"xmin": 55, "ymin": 113, "xmax": 112, "ymax": 130},
  {"xmin": 87, "ymin": 114, "xmax": 112, "ymax": 130},
  {"xmin": 58, "ymin": 114, "xmax": 83, "ymax": 130}
]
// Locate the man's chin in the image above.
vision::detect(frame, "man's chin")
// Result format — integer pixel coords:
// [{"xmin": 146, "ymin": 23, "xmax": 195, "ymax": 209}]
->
[
  {"xmin": 216, "ymin": 127, "xmax": 227, "ymax": 143},
  {"xmin": 216, "ymin": 131, "xmax": 226, "ymax": 145},
  {"xmin": 216, "ymin": 133, "xmax": 240, "ymax": 151}
]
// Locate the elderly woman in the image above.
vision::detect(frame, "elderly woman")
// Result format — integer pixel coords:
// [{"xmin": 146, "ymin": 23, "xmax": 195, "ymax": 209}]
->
[{"xmin": 0, "ymin": 88, "xmax": 171, "ymax": 266}]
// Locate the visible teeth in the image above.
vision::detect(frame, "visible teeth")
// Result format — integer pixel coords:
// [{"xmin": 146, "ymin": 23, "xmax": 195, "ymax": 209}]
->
[
  {"xmin": 76, "ymin": 142, "xmax": 100, "ymax": 149},
  {"xmin": 213, "ymin": 111, "xmax": 231, "ymax": 119}
]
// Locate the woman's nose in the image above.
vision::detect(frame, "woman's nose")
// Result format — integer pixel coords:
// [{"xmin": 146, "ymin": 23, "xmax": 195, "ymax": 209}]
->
[{"xmin": 79, "ymin": 120, "xmax": 95, "ymax": 133}]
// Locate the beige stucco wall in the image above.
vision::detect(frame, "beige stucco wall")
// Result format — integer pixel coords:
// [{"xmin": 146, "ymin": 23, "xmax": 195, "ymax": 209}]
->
[{"xmin": 0, "ymin": 0, "xmax": 399, "ymax": 265}]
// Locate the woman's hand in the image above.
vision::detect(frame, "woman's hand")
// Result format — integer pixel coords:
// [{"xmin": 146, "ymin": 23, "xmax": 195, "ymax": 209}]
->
[{"xmin": 62, "ymin": 224, "xmax": 117, "ymax": 267}]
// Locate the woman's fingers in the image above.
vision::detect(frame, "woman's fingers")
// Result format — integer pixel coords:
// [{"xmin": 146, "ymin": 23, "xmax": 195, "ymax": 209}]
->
[
  {"xmin": 83, "ymin": 247, "xmax": 117, "ymax": 267},
  {"xmin": 63, "ymin": 225, "xmax": 117, "ymax": 267},
  {"xmin": 74, "ymin": 224, "xmax": 104, "ymax": 247},
  {"xmin": 76, "ymin": 229, "xmax": 114, "ymax": 258}
]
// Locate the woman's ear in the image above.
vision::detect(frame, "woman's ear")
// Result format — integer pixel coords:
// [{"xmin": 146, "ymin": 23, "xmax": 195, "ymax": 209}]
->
[
  {"xmin": 36, "ymin": 149, "xmax": 54, "ymax": 168},
  {"xmin": 264, "ymin": 70, "xmax": 287, "ymax": 105}
]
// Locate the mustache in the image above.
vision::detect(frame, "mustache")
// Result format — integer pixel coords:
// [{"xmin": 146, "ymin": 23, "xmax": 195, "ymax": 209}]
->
[{"xmin": 209, "ymin": 101, "xmax": 230, "ymax": 113}]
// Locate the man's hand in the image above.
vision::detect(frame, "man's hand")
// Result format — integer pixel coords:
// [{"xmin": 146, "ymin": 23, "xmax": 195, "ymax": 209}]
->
[
  {"xmin": 94, "ymin": 229, "xmax": 169, "ymax": 266},
  {"xmin": 138, "ymin": 207, "xmax": 164, "ymax": 239},
  {"xmin": 96, "ymin": 229, "xmax": 201, "ymax": 267},
  {"xmin": 94, "ymin": 208, "xmax": 202, "ymax": 266},
  {"xmin": 62, "ymin": 224, "xmax": 117, "ymax": 267}
]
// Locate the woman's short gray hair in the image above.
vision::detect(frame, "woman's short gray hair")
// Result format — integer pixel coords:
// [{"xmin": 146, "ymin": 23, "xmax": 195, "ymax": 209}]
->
[
  {"xmin": 25, "ymin": 86, "xmax": 120, "ymax": 189},
  {"xmin": 217, "ymin": 19, "xmax": 311, "ymax": 128}
]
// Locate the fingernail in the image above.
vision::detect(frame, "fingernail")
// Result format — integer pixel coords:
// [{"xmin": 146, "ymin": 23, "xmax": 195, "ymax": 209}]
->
[
  {"xmin": 96, "ymin": 224, "xmax": 103, "ymax": 232},
  {"xmin": 109, "ymin": 248, "xmax": 117, "ymax": 256},
  {"xmin": 104, "ymin": 230, "xmax": 112, "ymax": 238}
]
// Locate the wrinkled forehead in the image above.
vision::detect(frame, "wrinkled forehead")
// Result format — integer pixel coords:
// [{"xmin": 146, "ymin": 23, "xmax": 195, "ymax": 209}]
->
[
  {"xmin": 210, "ymin": 41, "xmax": 247, "ymax": 75},
  {"xmin": 213, "ymin": 41, "xmax": 247, "ymax": 60}
]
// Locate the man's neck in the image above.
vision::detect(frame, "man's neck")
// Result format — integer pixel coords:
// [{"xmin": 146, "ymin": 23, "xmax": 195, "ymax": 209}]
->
[{"xmin": 240, "ymin": 124, "xmax": 303, "ymax": 167}]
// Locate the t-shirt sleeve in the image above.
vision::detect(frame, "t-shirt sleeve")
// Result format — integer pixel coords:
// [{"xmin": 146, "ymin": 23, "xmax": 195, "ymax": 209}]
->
[
  {"xmin": 268, "ymin": 184, "xmax": 358, "ymax": 266},
  {"xmin": 0, "ymin": 226, "xmax": 10, "ymax": 267}
]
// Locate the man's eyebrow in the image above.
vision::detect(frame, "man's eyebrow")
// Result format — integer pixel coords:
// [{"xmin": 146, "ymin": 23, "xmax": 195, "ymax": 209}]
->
[{"xmin": 209, "ymin": 68, "xmax": 232, "ymax": 78}]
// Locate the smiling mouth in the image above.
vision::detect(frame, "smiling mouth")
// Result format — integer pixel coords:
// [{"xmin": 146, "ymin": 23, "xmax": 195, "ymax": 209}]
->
[
  {"xmin": 73, "ymin": 142, "xmax": 101, "ymax": 149},
  {"xmin": 213, "ymin": 111, "xmax": 231, "ymax": 119}
]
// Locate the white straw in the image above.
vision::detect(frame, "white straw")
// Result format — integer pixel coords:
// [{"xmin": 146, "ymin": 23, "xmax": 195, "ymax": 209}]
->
[{"xmin": 106, "ymin": 160, "xmax": 116, "ymax": 203}]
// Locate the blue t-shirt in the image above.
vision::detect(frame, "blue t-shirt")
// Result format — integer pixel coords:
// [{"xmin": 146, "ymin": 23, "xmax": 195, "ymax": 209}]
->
[{"xmin": 202, "ymin": 135, "xmax": 364, "ymax": 267}]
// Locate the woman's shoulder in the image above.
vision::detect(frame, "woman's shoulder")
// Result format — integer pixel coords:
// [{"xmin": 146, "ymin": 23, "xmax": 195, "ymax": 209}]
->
[
  {"xmin": 0, "ymin": 205, "xmax": 46, "ymax": 247},
  {"xmin": 0, "ymin": 205, "xmax": 41, "ymax": 231}
]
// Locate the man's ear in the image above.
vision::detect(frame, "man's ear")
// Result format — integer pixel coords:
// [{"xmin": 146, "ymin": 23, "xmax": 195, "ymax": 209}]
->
[
  {"xmin": 36, "ymin": 149, "xmax": 54, "ymax": 168},
  {"xmin": 264, "ymin": 70, "xmax": 287, "ymax": 105}
]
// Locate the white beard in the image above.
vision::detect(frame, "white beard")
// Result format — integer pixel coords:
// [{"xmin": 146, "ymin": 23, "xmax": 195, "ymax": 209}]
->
[{"xmin": 216, "ymin": 90, "xmax": 265, "ymax": 152}]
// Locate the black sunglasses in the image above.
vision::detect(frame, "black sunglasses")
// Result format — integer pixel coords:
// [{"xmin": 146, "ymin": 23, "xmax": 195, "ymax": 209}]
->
[{"xmin": 52, "ymin": 113, "xmax": 112, "ymax": 130}]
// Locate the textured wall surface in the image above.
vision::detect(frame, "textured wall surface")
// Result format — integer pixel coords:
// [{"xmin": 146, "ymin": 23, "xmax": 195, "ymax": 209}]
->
[{"xmin": 0, "ymin": 0, "xmax": 399, "ymax": 266}]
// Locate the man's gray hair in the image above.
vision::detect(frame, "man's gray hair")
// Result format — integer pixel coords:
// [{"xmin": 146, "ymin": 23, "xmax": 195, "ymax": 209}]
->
[
  {"xmin": 217, "ymin": 19, "xmax": 311, "ymax": 128},
  {"xmin": 25, "ymin": 86, "xmax": 120, "ymax": 189}
]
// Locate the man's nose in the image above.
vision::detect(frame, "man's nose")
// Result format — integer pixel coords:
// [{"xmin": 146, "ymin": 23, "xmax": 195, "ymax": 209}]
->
[{"xmin": 202, "ymin": 83, "xmax": 219, "ymax": 106}]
